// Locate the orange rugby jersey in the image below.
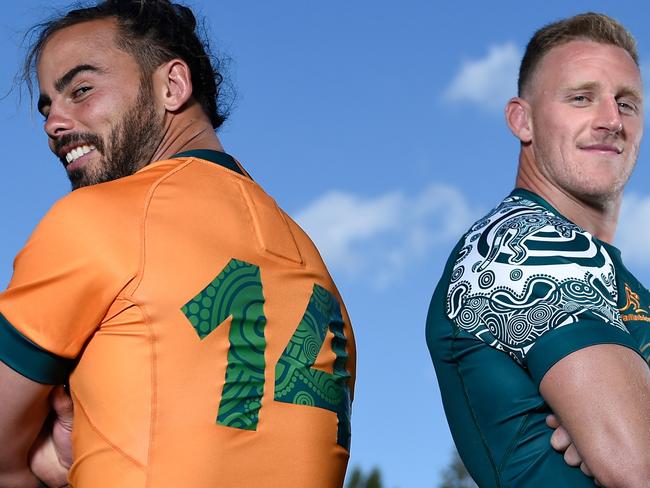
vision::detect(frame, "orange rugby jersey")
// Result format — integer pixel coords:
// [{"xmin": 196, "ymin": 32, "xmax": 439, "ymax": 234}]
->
[{"xmin": 0, "ymin": 150, "xmax": 355, "ymax": 488}]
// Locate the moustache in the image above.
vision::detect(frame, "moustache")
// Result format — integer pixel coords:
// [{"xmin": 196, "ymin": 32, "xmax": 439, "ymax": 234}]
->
[{"xmin": 54, "ymin": 133, "xmax": 105, "ymax": 164}]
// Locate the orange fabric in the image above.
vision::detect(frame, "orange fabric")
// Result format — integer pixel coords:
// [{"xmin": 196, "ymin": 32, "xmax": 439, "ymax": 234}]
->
[{"xmin": 0, "ymin": 157, "xmax": 355, "ymax": 487}]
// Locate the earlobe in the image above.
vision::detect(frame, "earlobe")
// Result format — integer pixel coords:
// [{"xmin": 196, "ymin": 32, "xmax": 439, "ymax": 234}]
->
[
  {"xmin": 156, "ymin": 59, "xmax": 193, "ymax": 112},
  {"xmin": 505, "ymin": 97, "xmax": 533, "ymax": 143}
]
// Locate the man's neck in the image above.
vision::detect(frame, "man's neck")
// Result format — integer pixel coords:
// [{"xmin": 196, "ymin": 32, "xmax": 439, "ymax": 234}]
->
[
  {"xmin": 515, "ymin": 154, "xmax": 621, "ymax": 244},
  {"xmin": 149, "ymin": 104, "xmax": 225, "ymax": 163}
]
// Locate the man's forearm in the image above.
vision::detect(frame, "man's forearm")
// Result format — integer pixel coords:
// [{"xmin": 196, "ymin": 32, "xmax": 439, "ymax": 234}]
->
[
  {"xmin": 0, "ymin": 429, "xmax": 49, "ymax": 488},
  {"xmin": 0, "ymin": 468, "xmax": 42, "ymax": 488},
  {"xmin": 540, "ymin": 344, "xmax": 650, "ymax": 488},
  {"xmin": 0, "ymin": 361, "xmax": 55, "ymax": 488}
]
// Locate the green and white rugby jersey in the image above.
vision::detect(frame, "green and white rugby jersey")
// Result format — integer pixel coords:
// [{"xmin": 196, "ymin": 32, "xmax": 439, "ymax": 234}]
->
[{"xmin": 426, "ymin": 188, "xmax": 649, "ymax": 487}]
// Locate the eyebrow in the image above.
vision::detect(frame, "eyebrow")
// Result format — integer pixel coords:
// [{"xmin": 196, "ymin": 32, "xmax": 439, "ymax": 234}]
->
[
  {"xmin": 37, "ymin": 64, "xmax": 104, "ymax": 115},
  {"xmin": 565, "ymin": 81, "xmax": 600, "ymax": 92}
]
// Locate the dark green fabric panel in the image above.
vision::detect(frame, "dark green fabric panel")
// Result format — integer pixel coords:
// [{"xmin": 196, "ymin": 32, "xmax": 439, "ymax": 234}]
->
[
  {"xmin": 607, "ymin": 249, "xmax": 650, "ymax": 364},
  {"xmin": 427, "ymin": 239, "xmax": 597, "ymax": 486},
  {"xmin": 526, "ymin": 320, "xmax": 641, "ymax": 387},
  {"xmin": 0, "ymin": 313, "xmax": 73, "ymax": 384},
  {"xmin": 427, "ymin": 295, "xmax": 596, "ymax": 486}
]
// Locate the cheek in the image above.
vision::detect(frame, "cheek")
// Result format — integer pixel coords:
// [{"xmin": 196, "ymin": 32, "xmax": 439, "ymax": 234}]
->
[
  {"xmin": 76, "ymin": 91, "xmax": 129, "ymax": 129},
  {"xmin": 532, "ymin": 110, "xmax": 563, "ymax": 142},
  {"xmin": 628, "ymin": 123, "xmax": 643, "ymax": 147}
]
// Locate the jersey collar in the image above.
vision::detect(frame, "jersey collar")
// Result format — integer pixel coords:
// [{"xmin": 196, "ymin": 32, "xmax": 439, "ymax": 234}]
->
[
  {"xmin": 510, "ymin": 187, "xmax": 623, "ymax": 258},
  {"xmin": 171, "ymin": 149, "xmax": 244, "ymax": 176}
]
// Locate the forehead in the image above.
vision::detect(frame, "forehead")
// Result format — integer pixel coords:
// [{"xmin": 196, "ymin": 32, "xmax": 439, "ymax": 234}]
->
[
  {"xmin": 532, "ymin": 40, "xmax": 642, "ymax": 94},
  {"xmin": 37, "ymin": 18, "xmax": 134, "ymax": 86}
]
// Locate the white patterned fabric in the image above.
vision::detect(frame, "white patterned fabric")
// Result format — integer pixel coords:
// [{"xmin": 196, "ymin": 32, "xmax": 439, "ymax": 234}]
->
[{"xmin": 446, "ymin": 192, "xmax": 627, "ymax": 365}]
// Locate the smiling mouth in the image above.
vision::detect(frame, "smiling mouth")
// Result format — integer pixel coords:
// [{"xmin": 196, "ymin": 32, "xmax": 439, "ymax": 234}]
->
[
  {"xmin": 64, "ymin": 145, "xmax": 96, "ymax": 165},
  {"xmin": 579, "ymin": 144, "xmax": 623, "ymax": 154}
]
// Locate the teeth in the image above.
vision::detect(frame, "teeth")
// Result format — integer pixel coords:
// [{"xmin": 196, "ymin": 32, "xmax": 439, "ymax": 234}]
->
[{"xmin": 64, "ymin": 145, "xmax": 96, "ymax": 164}]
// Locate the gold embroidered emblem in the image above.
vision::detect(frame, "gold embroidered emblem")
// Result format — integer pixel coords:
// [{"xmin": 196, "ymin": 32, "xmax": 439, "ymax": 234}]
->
[{"xmin": 620, "ymin": 283, "xmax": 649, "ymax": 322}]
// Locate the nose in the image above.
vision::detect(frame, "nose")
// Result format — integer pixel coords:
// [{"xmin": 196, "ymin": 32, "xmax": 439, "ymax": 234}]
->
[
  {"xmin": 44, "ymin": 101, "xmax": 74, "ymax": 140},
  {"xmin": 594, "ymin": 97, "xmax": 623, "ymax": 134}
]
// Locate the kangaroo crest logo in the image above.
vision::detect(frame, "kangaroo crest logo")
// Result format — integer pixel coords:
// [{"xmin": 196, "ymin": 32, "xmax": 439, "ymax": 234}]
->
[{"xmin": 620, "ymin": 283, "xmax": 649, "ymax": 323}]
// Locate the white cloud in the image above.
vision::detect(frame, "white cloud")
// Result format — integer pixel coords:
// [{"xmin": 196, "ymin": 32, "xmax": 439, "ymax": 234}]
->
[
  {"xmin": 617, "ymin": 192, "xmax": 650, "ymax": 267},
  {"xmin": 443, "ymin": 42, "xmax": 521, "ymax": 112},
  {"xmin": 294, "ymin": 191, "xmax": 402, "ymax": 274},
  {"xmin": 295, "ymin": 183, "xmax": 481, "ymax": 288}
]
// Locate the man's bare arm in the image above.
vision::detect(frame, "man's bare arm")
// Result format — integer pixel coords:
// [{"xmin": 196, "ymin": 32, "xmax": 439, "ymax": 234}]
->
[
  {"xmin": 0, "ymin": 360, "xmax": 53, "ymax": 488},
  {"xmin": 540, "ymin": 344, "xmax": 650, "ymax": 488}
]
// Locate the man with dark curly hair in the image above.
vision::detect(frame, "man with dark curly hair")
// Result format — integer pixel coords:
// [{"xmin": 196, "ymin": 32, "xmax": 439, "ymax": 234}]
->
[
  {"xmin": 0, "ymin": 2, "xmax": 355, "ymax": 487},
  {"xmin": 427, "ymin": 12, "xmax": 650, "ymax": 487}
]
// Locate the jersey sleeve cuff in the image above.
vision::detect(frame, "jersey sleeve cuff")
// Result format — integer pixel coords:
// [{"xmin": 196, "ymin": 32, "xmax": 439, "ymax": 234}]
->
[
  {"xmin": 526, "ymin": 319, "xmax": 642, "ymax": 388},
  {"xmin": 0, "ymin": 313, "xmax": 73, "ymax": 384}
]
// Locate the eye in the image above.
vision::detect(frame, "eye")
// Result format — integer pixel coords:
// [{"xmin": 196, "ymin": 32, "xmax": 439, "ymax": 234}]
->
[
  {"xmin": 72, "ymin": 86, "xmax": 92, "ymax": 99},
  {"xmin": 570, "ymin": 94, "xmax": 591, "ymax": 106},
  {"xmin": 617, "ymin": 100, "xmax": 638, "ymax": 115}
]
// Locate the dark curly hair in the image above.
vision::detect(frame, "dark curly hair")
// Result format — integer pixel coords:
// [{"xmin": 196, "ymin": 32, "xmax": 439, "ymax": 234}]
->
[{"xmin": 22, "ymin": 0, "xmax": 231, "ymax": 128}]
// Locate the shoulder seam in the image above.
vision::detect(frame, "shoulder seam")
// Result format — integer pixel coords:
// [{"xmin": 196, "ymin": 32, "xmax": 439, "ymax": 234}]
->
[{"xmin": 129, "ymin": 158, "xmax": 195, "ymax": 297}]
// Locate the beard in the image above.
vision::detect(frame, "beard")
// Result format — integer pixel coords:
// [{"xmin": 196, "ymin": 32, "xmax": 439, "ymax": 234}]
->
[{"xmin": 57, "ymin": 79, "xmax": 163, "ymax": 190}]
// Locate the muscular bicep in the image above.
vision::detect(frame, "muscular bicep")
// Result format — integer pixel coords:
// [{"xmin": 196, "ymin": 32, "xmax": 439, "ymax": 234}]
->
[
  {"xmin": 0, "ymin": 360, "xmax": 52, "ymax": 486},
  {"xmin": 540, "ymin": 344, "xmax": 650, "ymax": 487}
]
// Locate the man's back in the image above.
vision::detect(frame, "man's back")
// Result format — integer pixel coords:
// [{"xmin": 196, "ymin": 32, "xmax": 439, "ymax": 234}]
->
[{"xmin": 0, "ymin": 151, "xmax": 355, "ymax": 487}]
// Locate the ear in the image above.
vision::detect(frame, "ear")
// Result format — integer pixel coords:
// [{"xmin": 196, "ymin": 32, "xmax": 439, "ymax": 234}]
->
[
  {"xmin": 505, "ymin": 96, "xmax": 532, "ymax": 143},
  {"xmin": 153, "ymin": 59, "xmax": 193, "ymax": 112}
]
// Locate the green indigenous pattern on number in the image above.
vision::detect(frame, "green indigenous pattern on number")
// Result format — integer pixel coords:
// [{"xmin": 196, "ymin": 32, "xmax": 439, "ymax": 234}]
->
[
  {"xmin": 274, "ymin": 284, "xmax": 351, "ymax": 449},
  {"xmin": 182, "ymin": 260, "xmax": 352, "ymax": 449},
  {"xmin": 182, "ymin": 259, "xmax": 267, "ymax": 431}
]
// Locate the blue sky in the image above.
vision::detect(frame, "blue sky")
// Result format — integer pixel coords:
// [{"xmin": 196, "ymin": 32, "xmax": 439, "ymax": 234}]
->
[{"xmin": 1, "ymin": 1, "xmax": 650, "ymax": 487}]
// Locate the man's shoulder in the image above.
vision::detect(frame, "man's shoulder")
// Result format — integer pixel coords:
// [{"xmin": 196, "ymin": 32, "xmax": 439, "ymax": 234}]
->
[
  {"xmin": 47, "ymin": 179, "xmax": 142, "ymax": 225},
  {"xmin": 32, "ymin": 169, "xmax": 166, "ymax": 256},
  {"xmin": 442, "ymin": 191, "xmax": 624, "ymax": 363},
  {"xmin": 448, "ymin": 190, "xmax": 612, "ymax": 284},
  {"xmin": 48, "ymin": 159, "xmax": 186, "ymax": 221}
]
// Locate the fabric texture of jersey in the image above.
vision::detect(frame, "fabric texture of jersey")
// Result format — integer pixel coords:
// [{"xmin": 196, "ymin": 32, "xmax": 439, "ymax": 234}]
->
[
  {"xmin": 0, "ymin": 151, "xmax": 356, "ymax": 488},
  {"xmin": 426, "ymin": 188, "xmax": 649, "ymax": 487}
]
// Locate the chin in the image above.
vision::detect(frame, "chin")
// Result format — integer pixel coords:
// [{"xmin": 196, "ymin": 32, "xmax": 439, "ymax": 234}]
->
[{"xmin": 574, "ymin": 186, "xmax": 623, "ymax": 209}]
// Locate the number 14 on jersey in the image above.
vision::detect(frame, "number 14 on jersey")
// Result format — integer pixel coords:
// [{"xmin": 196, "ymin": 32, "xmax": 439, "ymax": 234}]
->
[{"xmin": 181, "ymin": 258, "xmax": 352, "ymax": 450}]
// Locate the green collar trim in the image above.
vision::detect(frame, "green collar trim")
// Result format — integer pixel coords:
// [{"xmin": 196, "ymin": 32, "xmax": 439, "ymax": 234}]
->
[
  {"xmin": 172, "ymin": 149, "xmax": 244, "ymax": 176},
  {"xmin": 510, "ymin": 188, "xmax": 560, "ymax": 215}
]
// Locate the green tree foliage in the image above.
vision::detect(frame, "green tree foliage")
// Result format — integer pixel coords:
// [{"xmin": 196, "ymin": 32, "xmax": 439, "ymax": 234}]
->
[
  {"xmin": 346, "ymin": 466, "xmax": 384, "ymax": 488},
  {"xmin": 366, "ymin": 468, "xmax": 383, "ymax": 488},
  {"xmin": 347, "ymin": 467, "xmax": 364, "ymax": 488},
  {"xmin": 346, "ymin": 453, "xmax": 476, "ymax": 488},
  {"xmin": 439, "ymin": 450, "xmax": 478, "ymax": 488}
]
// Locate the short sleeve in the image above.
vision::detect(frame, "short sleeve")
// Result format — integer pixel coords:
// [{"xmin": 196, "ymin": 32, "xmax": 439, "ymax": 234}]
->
[
  {"xmin": 446, "ymin": 196, "xmax": 639, "ymax": 386},
  {"xmin": 0, "ymin": 190, "xmax": 136, "ymax": 384}
]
